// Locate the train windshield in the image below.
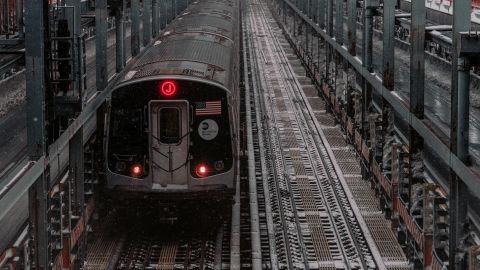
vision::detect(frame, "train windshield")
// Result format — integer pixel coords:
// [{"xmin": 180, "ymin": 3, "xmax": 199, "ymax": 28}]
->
[{"xmin": 109, "ymin": 103, "xmax": 147, "ymax": 153}]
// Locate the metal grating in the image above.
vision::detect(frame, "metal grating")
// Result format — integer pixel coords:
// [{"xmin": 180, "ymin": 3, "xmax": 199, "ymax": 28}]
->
[
  {"xmin": 315, "ymin": 113, "xmax": 336, "ymax": 126},
  {"xmin": 307, "ymin": 97, "xmax": 325, "ymax": 111}
]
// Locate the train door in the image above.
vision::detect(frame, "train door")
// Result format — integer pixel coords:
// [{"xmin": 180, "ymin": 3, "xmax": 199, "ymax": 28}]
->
[{"xmin": 150, "ymin": 101, "xmax": 190, "ymax": 187}]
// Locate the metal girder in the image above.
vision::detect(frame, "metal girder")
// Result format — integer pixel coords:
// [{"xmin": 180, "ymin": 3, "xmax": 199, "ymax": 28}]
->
[
  {"xmin": 25, "ymin": 0, "xmax": 49, "ymax": 267},
  {"xmin": 327, "ymin": 0, "xmax": 333, "ymax": 36},
  {"xmin": 16, "ymin": 0, "xmax": 23, "ymax": 38},
  {"xmin": 281, "ymin": 0, "xmax": 480, "ymax": 201},
  {"xmin": 382, "ymin": 0, "xmax": 395, "ymax": 90},
  {"xmin": 66, "ymin": 0, "xmax": 82, "ymax": 97},
  {"xmin": 143, "ymin": 0, "xmax": 152, "ymax": 46},
  {"xmin": 450, "ymin": 0, "xmax": 472, "ymax": 268},
  {"xmin": 318, "ymin": 0, "xmax": 325, "ymax": 29},
  {"xmin": 380, "ymin": 0, "xmax": 395, "ymax": 171},
  {"xmin": 160, "ymin": 0, "xmax": 166, "ymax": 29},
  {"xmin": 335, "ymin": 0, "xmax": 343, "ymax": 45},
  {"xmin": 69, "ymin": 128, "xmax": 84, "ymax": 216},
  {"xmin": 131, "ymin": 0, "xmax": 141, "ymax": 56},
  {"xmin": 362, "ymin": 3, "xmax": 376, "ymax": 142},
  {"xmin": 153, "ymin": 0, "xmax": 159, "ymax": 37},
  {"xmin": 408, "ymin": 4, "xmax": 425, "ymax": 258},
  {"xmin": 25, "ymin": 0, "xmax": 47, "ymax": 160},
  {"xmin": 347, "ymin": 0, "xmax": 356, "ymax": 55},
  {"xmin": 311, "ymin": 0, "xmax": 317, "ymax": 22},
  {"xmin": 116, "ymin": 6, "xmax": 125, "ymax": 72},
  {"xmin": 95, "ymin": 0, "xmax": 107, "ymax": 91}
]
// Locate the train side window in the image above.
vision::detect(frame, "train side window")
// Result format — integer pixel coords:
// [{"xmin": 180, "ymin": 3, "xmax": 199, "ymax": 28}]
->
[{"xmin": 159, "ymin": 107, "xmax": 181, "ymax": 144}]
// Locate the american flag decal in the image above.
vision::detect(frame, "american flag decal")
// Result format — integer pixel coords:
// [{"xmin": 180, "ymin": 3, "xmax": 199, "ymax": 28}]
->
[{"xmin": 195, "ymin": 101, "xmax": 222, "ymax": 116}]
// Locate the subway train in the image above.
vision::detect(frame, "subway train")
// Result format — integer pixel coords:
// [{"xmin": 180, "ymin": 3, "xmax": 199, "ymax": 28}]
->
[{"xmin": 105, "ymin": 0, "xmax": 240, "ymax": 203}]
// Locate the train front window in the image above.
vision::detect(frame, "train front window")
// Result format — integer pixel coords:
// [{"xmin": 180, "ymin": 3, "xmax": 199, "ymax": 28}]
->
[
  {"xmin": 109, "ymin": 107, "xmax": 146, "ymax": 150},
  {"xmin": 159, "ymin": 108, "xmax": 181, "ymax": 144}
]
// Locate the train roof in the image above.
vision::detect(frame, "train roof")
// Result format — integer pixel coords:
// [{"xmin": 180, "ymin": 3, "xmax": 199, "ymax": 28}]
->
[{"xmin": 117, "ymin": 0, "xmax": 239, "ymax": 91}]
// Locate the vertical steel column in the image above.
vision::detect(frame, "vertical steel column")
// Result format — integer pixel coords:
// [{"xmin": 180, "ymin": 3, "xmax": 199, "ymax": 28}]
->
[
  {"xmin": 131, "ymin": 0, "xmax": 140, "ymax": 56},
  {"xmin": 362, "ymin": 6, "xmax": 374, "ymax": 140},
  {"xmin": 66, "ymin": 0, "xmax": 82, "ymax": 96},
  {"xmin": 95, "ymin": 0, "xmax": 107, "ymax": 91},
  {"xmin": 347, "ymin": 0, "xmax": 356, "ymax": 55},
  {"xmin": 16, "ymin": 0, "xmax": 23, "ymax": 38},
  {"xmin": 382, "ymin": 0, "xmax": 395, "ymax": 90},
  {"xmin": 307, "ymin": 0, "xmax": 311, "ymax": 18},
  {"xmin": 26, "ymin": 1, "xmax": 47, "ymax": 160},
  {"xmin": 153, "ymin": 0, "xmax": 159, "ymax": 37},
  {"xmin": 381, "ymin": 0, "xmax": 395, "ymax": 165},
  {"xmin": 327, "ymin": 0, "xmax": 333, "ymax": 36},
  {"xmin": 408, "ymin": 0, "xmax": 425, "ymax": 204},
  {"xmin": 457, "ymin": 56, "xmax": 470, "ymax": 162},
  {"xmin": 115, "ymin": 7, "xmax": 125, "ymax": 72},
  {"xmin": 335, "ymin": 0, "xmax": 343, "ymax": 45},
  {"xmin": 160, "ymin": 0, "xmax": 166, "ymax": 29},
  {"xmin": 143, "ymin": 0, "xmax": 152, "ymax": 46},
  {"xmin": 311, "ymin": 0, "xmax": 317, "ymax": 22},
  {"xmin": 69, "ymin": 128, "xmax": 84, "ymax": 216},
  {"xmin": 449, "ymin": 1, "xmax": 471, "ymax": 268},
  {"xmin": 325, "ymin": 0, "xmax": 333, "ymax": 87},
  {"xmin": 318, "ymin": 0, "xmax": 325, "ymax": 28},
  {"xmin": 172, "ymin": 0, "xmax": 176, "ymax": 19},
  {"xmin": 25, "ymin": 0, "xmax": 49, "ymax": 267}
]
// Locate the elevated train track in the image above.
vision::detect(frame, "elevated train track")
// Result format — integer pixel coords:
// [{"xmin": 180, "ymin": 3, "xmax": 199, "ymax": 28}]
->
[
  {"xmin": 1, "ymin": 0, "xmax": 480, "ymax": 269},
  {"xmin": 244, "ymin": 0, "xmax": 409, "ymax": 268}
]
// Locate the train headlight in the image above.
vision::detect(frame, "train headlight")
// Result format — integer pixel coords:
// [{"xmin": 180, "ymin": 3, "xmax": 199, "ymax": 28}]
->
[
  {"xmin": 195, "ymin": 164, "xmax": 208, "ymax": 178},
  {"xmin": 130, "ymin": 164, "xmax": 143, "ymax": 178}
]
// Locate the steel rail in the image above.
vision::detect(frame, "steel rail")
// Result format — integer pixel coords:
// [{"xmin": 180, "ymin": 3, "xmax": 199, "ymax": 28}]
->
[
  {"xmin": 244, "ymin": 12, "xmax": 281, "ymax": 268},
  {"xmin": 248, "ymin": 5, "xmax": 301, "ymax": 268},
  {"xmin": 243, "ymin": 8, "xmax": 263, "ymax": 270}
]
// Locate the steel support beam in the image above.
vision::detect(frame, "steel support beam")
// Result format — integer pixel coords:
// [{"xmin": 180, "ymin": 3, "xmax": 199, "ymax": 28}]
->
[
  {"xmin": 16, "ymin": 0, "xmax": 23, "ymax": 38},
  {"xmin": 408, "ymin": 0, "xmax": 425, "ymax": 208},
  {"xmin": 25, "ymin": 1, "xmax": 47, "ymax": 161},
  {"xmin": 131, "ymin": 0, "xmax": 140, "ymax": 56},
  {"xmin": 318, "ymin": 0, "xmax": 325, "ymax": 28},
  {"xmin": 160, "ymin": 0, "xmax": 166, "ymax": 29},
  {"xmin": 25, "ymin": 0, "xmax": 49, "ymax": 268},
  {"xmin": 143, "ymin": 0, "xmax": 152, "ymax": 46},
  {"xmin": 311, "ymin": 0, "xmax": 317, "ymax": 22},
  {"xmin": 449, "ymin": 1, "xmax": 471, "ymax": 268},
  {"xmin": 172, "ymin": 0, "xmax": 176, "ymax": 20},
  {"xmin": 67, "ymin": 0, "xmax": 82, "ymax": 96},
  {"xmin": 335, "ymin": 0, "xmax": 343, "ymax": 45},
  {"xmin": 362, "ymin": 5, "xmax": 374, "ymax": 141},
  {"xmin": 115, "ymin": 6, "xmax": 125, "ymax": 72},
  {"xmin": 347, "ymin": 0, "xmax": 356, "ymax": 55},
  {"xmin": 69, "ymin": 128, "xmax": 84, "ymax": 216},
  {"xmin": 380, "ymin": 0, "xmax": 395, "ymax": 167},
  {"xmin": 457, "ymin": 56, "xmax": 470, "ymax": 162},
  {"xmin": 382, "ymin": 0, "xmax": 394, "ymax": 91},
  {"xmin": 153, "ymin": 0, "xmax": 159, "ymax": 37},
  {"xmin": 95, "ymin": 0, "xmax": 107, "ymax": 91},
  {"xmin": 326, "ymin": 0, "xmax": 333, "ymax": 36}
]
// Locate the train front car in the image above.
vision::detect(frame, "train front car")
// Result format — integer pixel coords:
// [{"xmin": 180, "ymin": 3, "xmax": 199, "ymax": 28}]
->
[{"xmin": 105, "ymin": 0, "xmax": 239, "ymax": 202}]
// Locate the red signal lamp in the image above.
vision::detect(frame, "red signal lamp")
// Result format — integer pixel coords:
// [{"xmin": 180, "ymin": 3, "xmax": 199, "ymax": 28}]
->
[
  {"xmin": 195, "ymin": 164, "xmax": 208, "ymax": 178},
  {"xmin": 160, "ymin": 80, "xmax": 177, "ymax": 97},
  {"xmin": 131, "ymin": 164, "xmax": 143, "ymax": 178}
]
